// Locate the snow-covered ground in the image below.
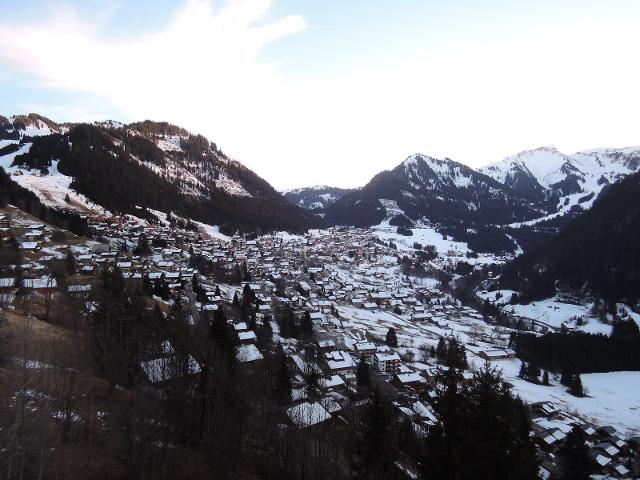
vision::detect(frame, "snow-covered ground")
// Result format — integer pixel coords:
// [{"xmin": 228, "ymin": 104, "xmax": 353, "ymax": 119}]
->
[
  {"xmin": 487, "ymin": 358, "xmax": 640, "ymax": 436},
  {"xmin": 0, "ymin": 145, "xmax": 108, "ymax": 214},
  {"xmin": 373, "ymin": 220, "xmax": 500, "ymax": 266}
]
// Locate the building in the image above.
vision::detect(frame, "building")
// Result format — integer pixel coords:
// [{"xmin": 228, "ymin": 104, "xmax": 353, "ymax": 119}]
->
[{"xmin": 374, "ymin": 351, "xmax": 401, "ymax": 375}]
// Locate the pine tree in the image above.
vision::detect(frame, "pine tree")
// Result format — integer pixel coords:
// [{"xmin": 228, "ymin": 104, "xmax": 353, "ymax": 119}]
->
[
  {"xmin": 357, "ymin": 357, "xmax": 371, "ymax": 386},
  {"xmin": 232, "ymin": 292, "xmax": 239, "ymax": 306},
  {"xmin": 560, "ymin": 367, "xmax": 572, "ymax": 387},
  {"xmin": 241, "ymin": 261, "xmax": 251, "ymax": 282},
  {"xmin": 519, "ymin": 361, "xmax": 527, "ymax": 378},
  {"xmin": 542, "ymin": 370, "xmax": 550, "ymax": 386},
  {"xmin": 65, "ymin": 249, "xmax": 76, "ymax": 274},
  {"xmin": 569, "ymin": 374, "xmax": 584, "ymax": 397},
  {"xmin": 303, "ymin": 365, "xmax": 320, "ymax": 398},
  {"xmin": 134, "ymin": 233, "xmax": 151, "ymax": 255},
  {"xmin": 557, "ymin": 427, "xmax": 596, "ymax": 480},
  {"xmin": 436, "ymin": 336, "xmax": 447, "ymax": 361},
  {"xmin": 300, "ymin": 311, "xmax": 313, "ymax": 336},
  {"xmin": 273, "ymin": 349, "xmax": 292, "ymax": 404},
  {"xmin": 386, "ymin": 327, "xmax": 398, "ymax": 347}
]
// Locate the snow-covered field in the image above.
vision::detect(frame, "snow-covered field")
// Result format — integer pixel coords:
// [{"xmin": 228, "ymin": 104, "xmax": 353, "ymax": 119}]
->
[
  {"xmin": 373, "ymin": 220, "xmax": 500, "ymax": 266},
  {"xmin": 0, "ymin": 145, "xmax": 108, "ymax": 214},
  {"xmin": 487, "ymin": 358, "xmax": 640, "ymax": 436}
]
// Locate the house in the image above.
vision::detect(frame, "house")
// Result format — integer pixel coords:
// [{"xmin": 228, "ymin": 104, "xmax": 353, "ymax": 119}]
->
[
  {"xmin": 317, "ymin": 339, "xmax": 336, "ymax": 352},
  {"xmin": 394, "ymin": 372, "xmax": 425, "ymax": 390},
  {"xmin": 324, "ymin": 350, "xmax": 356, "ymax": 379},
  {"xmin": 296, "ymin": 281, "xmax": 311, "ymax": 296},
  {"xmin": 0, "ymin": 277, "xmax": 16, "ymax": 293},
  {"xmin": 22, "ymin": 276, "xmax": 57, "ymax": 292},
  {"xmin": 286, "ymin": 401, "xmax": 331, "ymax": 429},
  {"xmin": 478, "ymin": 348, "xmax": 516, "ymax": 361},
  {"xmin": 237, "ymin": 344, "xmax": 263, "ymax": 363},
  {"xmin": 353, "ymin": 341, "xmax": 376, "ymax": 363},
  {"xmin": 18, "ymin": 242, "xmax": 40, "ymax": 251},
  {"xmin": 238, "ymin": 330, "xmax": 257, "ymax": 345},
  {"xmin": 374, "ymin": 351, "xmax": 401, "ymax": 375},
  {"xmin": 139, "ymin": 342, "xmax": 202, "ymax": 391}
]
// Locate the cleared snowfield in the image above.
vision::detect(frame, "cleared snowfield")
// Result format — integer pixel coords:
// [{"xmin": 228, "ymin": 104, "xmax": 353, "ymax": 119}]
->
[{"xmin": 486, "ymin": 358, "xmax": 640, "ymax": 436}]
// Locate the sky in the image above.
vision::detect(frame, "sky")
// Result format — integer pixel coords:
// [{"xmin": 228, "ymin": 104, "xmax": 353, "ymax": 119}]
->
[{"xmin": 0, "ymin": 0, "xmax": 639, "ymax": 190}]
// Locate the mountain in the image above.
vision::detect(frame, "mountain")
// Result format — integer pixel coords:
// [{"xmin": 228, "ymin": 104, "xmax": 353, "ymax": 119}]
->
[
  {"xmin": 0, "ymin": 114, "xmax": 317, "ymax": 234},
  {"xmin": 500, "ymin": 170, "xmax": 640, "ymax": 304},
  {"xmin": 480, "ymin": 145, "xmax": 640, "ymax": 216},
  {"xmin": 325, "ymin": 154, "xmax": 544, "ymax": 253},
  {"xmin": 282, "ymin": 185, "xmax": 356, "ymax": 212}
]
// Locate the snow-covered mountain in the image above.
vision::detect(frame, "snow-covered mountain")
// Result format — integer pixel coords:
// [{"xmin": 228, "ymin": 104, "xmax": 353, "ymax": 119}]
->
[
  {"xmin": 0, "ymin": 114, "xmax": 316, "ymax": 233},
  {"xmin": 480, "ymin": 145, "xmax": 640, "ymax": 218},
  {"xmin": 325, "ymin": 153, "xmax": 544, "ymax": 253},
  {"xmin": 282, "ymin": 185, "xmax": 356, "ymax": 212}
]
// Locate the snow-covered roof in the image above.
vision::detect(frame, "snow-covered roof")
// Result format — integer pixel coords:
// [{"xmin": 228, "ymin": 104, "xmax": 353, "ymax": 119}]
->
[
  {"xmin": 237, "ymin": 344, "xmax": 263, "ymax": 363},
  {"xmin": 286, "ymin": 401, "xmax": 331, "ymax": 428}
]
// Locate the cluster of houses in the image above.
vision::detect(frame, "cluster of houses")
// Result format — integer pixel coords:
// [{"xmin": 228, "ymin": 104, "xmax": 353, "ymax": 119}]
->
[
  {"xmin": 531, "ymin": 401, "xmax": 638, "ymax": 478},
  {"xmin": 1, "ymin": 207, "xmax": 638, "ymax": 477}
]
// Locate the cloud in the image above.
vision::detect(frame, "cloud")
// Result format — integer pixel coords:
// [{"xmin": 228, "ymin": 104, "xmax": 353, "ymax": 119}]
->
[
  {"xmin": 0, "ymin": 0, "xmax": 307, "ymax": 173},
  {"xmin": 0, "ymin": 1, "xmax": 638, "ymax": 190}
]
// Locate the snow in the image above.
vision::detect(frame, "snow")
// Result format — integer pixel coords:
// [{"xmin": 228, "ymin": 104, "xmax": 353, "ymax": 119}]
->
[
  {"xmin": 505, "ymin": 298, "xmax": 593, "ymax": 331},
  {"xmin": 403, "ymin": 154, "xmax": 475, "ymax": 189},
  {"xmin": 489, "ymin": 358, "xmax": 640, "ymax": 436},
  {"xmin": 482, "ymin": 145, "xmax": 640, "ymax": 223},
  {"xmin": 193, "ymin": 221, "xmax": 230, "ymax": 242},
  {"xmin": 373, "ymin": 220, "xmax": 499, "ymax": 266},
  {"xmin": 237, "ymin": 344, "xmax": 263, "ymax": 363},
  {"xmin": 476, "ymin": 289, "xmax": 518, "ymax": 305},
  {"xmin": 286, "ymin": 401, "xmax": 331, "ymax": 428},
  {"xmin": 139, "ymin": 355, "xmax": 202, "ymax": 383},
  {"xmin": 0, "ymin": 144, "xmax": 109, "ymax": 214}
]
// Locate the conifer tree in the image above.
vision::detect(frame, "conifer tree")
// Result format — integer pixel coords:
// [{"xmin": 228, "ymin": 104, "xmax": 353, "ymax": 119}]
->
[
  {"xmin": 273, "ymin": 349, "xmax": 292, "ymax": 404},
  {"xmin": 569, "ymin": 374, "xmax": 584, "ymax": 397},
  {"xmin": 300, "ymin": 311, "xmax": 313, "ymax": 336},
  {"xmin": 357, "ymin": 357, "xmax": 371, "ymax": 386},
  {"xmin": 436, "ymin": 336, "xmax": 447, "ymax": 361},
  {"xmin": 557, "ymin": 427, "xmax": 596, "ymax": 480},
  {"xmin": 386, "ymin": 327, "xmax": 398, "ymax": 347}
]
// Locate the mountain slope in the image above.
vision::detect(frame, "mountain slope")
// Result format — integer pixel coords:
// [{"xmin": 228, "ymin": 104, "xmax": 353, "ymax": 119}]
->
[
  {"xmin": 0, "ymin": 114, "xmax": 317, "ymax": 233},
  {"xmin": 325, "ymin": 154, "xmax": 543, "ymax": 252},
  {"xmin": 480, "ymin": 145, "xmax": 640, "ymax": 215},
  {"xmin": 282, "ymin": 185, "xmax": 356, "ymax": 212},
  {"xmin": 500, "ymin": 171, "xmax": 640, "ymax": 304}
]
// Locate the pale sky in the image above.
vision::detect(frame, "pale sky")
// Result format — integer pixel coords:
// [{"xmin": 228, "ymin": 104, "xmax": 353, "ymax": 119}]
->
[{"xmin": 1, "ymin": 0, "xmax": 639, "ymax": 189}]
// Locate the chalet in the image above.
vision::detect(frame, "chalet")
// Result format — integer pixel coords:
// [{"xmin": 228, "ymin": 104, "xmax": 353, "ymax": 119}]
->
[
  {"xmin": 18, "ymin": 241, "xmax": 39, "ymax": 251},
  {"xmin": 0, "ymin": 277, "xmax": 16, "ymax": 293},
  {"xmin": 324, "ymin": 350, "xmax": 356, "ymax": 379},
  {"xmin": 394, "ymin": 372, "xmax": 425, "ymax": 390},
  {"xmin": 139, "ymin": 341, "xmax": 202, "ymax": 394},
  {"xmin": 477, "ymin": 348, "xmax": 516, "ymax": 361},
  {"xmin": 532, "ymin": 428, "xmax": 566, "ymax": 451},
  {"xmin": 374, "ymin": 351, "xmax": 401, "ymax": 375},
  {"xmin": 286, "ymin": 401, "xmax": 331, "ymax": 429},
  {"xmin": 296, "ymin": 281, "xmax": 311, "ymax": 296},
  {"xmin": 67, "ymin": 284, "xmax": 91, "ymax": 295},
  {"xmin": 353, "ymin": 341, "xmax": 376, "ymax": 363},
  {"xmin": 237, "ymin": 344, "xmax": 263, "ymax": 363},
  {"xmin": 22, "ymin": 276, "xmax": 57, "ymax": 292},
  {"xmin": 317, "ymin": 339, "xmax": 336, "ymax": 352},
  {"xmin": 238, "ymin": 330, "xmax": 257, "ymax": 345}
]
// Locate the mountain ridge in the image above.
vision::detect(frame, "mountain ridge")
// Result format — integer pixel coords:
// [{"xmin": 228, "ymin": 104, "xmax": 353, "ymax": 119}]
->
[{"xmin": 0, "ymin": 113, "xmax": 318, "ymax": 234}]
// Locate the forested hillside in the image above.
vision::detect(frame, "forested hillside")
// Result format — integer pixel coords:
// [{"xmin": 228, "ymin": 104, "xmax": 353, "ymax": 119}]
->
[
  {"xmin": 1, "ymin": 116, "xmax": 318, "ymax": 234},
  {"xmin": 501, "ymin": 171, "xmax": 640, "ymax": 304}
]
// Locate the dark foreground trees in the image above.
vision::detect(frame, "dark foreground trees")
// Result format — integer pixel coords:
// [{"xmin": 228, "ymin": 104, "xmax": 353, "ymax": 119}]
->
[{"xmin": 420, "ymin": 364, "xmax": 538, "ymax": 480}]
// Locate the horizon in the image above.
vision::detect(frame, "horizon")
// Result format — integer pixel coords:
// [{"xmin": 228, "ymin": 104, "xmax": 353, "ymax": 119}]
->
[{"xmin": 1, "ymin": 0, "xmax": 639, "ymax": 189}]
